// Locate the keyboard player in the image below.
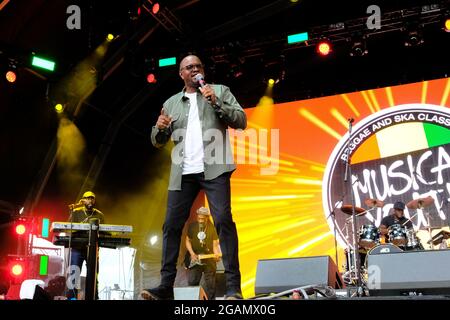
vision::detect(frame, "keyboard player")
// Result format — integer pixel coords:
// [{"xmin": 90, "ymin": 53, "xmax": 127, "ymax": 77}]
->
[{"xmin": 66, "ymin": 191, "xmax": 104, "ymax": 300}]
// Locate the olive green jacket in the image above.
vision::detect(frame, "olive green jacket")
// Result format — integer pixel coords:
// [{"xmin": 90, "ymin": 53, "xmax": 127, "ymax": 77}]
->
[{"xmin": 151, "ymin": 84, "xmax": 247, "ymax": 190}]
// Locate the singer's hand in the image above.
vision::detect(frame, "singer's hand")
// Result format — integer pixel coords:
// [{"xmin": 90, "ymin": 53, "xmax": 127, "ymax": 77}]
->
[
  {"xmin": 156, "ymin": 108, "xmax": 172, "ymax": 130},
  {"xmin": 199, "ymin": 85, "xmax": 216, "ymax": 105}
]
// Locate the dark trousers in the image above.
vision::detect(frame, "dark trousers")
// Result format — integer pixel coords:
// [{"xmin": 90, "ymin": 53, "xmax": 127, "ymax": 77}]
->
[
  {"xmin": 188, "ymin": 261, "xmax": 217, "ymax": 300},
  {"xmin": 66, "ymin": 248, "xmax": 99, "ymax": 300},
  {"xmin": 160, "ymin": 172, "xmax": 241, "ymax": 295}
]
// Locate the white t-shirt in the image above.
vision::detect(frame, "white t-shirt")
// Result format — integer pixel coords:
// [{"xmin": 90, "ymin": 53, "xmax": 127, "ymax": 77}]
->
[{"xmin": 182, "ymin": 92, "xmax": 205, "ymax": 175}]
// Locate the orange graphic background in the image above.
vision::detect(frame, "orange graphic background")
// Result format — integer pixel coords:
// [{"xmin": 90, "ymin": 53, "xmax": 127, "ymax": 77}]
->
[{"xmin": 228, "ymin": 77, "xmax": 450, "ymax": 297}]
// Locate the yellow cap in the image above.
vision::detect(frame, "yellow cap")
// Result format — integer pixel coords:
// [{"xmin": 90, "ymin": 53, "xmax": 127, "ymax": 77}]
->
[{"xmin": 82, "ymin": 191, "xmax": 96, "ymax": 199}]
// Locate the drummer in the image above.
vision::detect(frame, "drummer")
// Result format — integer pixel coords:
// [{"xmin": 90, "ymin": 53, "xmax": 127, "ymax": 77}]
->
[{"xmin": 379, "ymin": 201, "xmax": 413, "ymax": 241}]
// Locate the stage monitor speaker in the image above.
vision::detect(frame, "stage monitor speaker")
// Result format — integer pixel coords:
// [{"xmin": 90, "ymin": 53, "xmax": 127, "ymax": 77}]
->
[
  {"xmin": 255, "ymin": 255, "xmax": 343, "ymax": 295},
  {"xmin": 367, "ymin": 249, "xmax": 450, "ymax": 296},
  {"xmin": 174, "ymin": 286, "xmax": 208, "ymax": 300}
]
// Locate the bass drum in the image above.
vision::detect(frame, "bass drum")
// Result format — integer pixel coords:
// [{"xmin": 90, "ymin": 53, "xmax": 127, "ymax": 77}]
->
[
  {"xmin": 364, "ymin": 243, "xmax": 403, "ymax": 270},
  {"xmin": 368, "ymin": 243, "xmax": 403, "ymax": 255}
]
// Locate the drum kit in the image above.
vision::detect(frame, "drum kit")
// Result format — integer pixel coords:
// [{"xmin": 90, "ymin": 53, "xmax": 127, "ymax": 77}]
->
[{"xmin": 341, "ymin": 196, "xmax": 435, "ymax": 286}]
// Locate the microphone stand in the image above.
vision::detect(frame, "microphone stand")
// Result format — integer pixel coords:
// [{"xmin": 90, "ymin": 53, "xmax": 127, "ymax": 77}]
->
[
  {"xmin": 327, "ymin": 195, "xmax": 344, "ymax": 275},
  {"xmin": 343, "ymin": 118, "xmax": 363, "ymax": 296}
]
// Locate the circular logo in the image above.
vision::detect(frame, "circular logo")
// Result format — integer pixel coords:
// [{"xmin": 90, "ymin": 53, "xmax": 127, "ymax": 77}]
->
[{"xmin": 322, "ymin": 104, "xmax": 450, "ymax": 248}]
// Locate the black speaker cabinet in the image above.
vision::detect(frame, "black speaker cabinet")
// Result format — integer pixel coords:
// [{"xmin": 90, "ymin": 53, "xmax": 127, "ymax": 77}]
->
[
  {"xmin": 367, "ymin": 249, "xmax": 450, "ymax": 296},
  {"xmin": 255, "ymin": 255, "xmax": 343, "ymax": 295}
]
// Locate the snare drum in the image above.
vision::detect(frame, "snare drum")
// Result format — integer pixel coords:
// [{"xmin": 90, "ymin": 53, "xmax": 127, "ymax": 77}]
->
[
  {"xmin": 359, "ymin": 225, "xmax": 379, "ymax": 249},
  {"xmin": 388, "ymin": 224, "xmax": 407, "ymax": 246}
]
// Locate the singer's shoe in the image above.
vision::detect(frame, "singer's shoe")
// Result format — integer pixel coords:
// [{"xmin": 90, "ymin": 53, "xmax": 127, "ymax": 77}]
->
[
  {"xmin": 224, "ymin": 292, "xmax": 243, "ymax": 300},
  {"xmin": 141, "ymin": 286, "xmax": 174, "ymax": 300}
]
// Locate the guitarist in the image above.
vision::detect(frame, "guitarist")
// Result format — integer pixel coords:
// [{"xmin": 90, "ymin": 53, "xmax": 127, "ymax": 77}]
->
[{"xmin": 185, "ymin": 207, "xmax": 221, "ymax": 300}]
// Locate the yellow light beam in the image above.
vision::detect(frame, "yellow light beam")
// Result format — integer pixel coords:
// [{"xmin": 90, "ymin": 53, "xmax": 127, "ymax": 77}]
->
[
  {"xmin": 279, "ymin": 224, "xmax": 329, "ymax": 245},
  {"xmin": 330, "ymin": 108, "xmax": 350, "ymax": 128},
  {"xmin": 298, "ymin": 109, "xmax": 342, "ymax": 140},
  {"xmin": 441, "ymin": 77, "xmax": 450, "ymax": 106},
  {"xmin": 282, "ymin": 177, "xmax": 322, "ymax": 186},
  {"xmin": 361, "ymin": 91, "xmax": 376, "ymax": 113},
  {"xmin": 385, "ymin": 87, "xmax": 395, "ymax": 107},
  {"xmin": 341, "ymin": 94, "xmax": 360, "ymax": 117},
  {"xmin": 237, "ymin": 215, "xmax": 291, "ymax": 229},
  {"xmin": 231, "ymin": 178, "xmax": 277, "ymax": 184},
  {"xmin": 368, "ymin": 90, "xmax": 381, "ymax": 111},
  {"xmin": 235, "ymin": 194, "xmax": 314, "ymax": 202},
  {"xmin": 421, "ymin": 81, "xmax": 428, "ymax": 104},
  {"xmin": 276, "ymin": 167, "xmax": 301, "ymax": 173},
  {"xmin": 288, "ymin": 231, "xmax": 333, "ymax": 255},
  {"xmin": 271, "ymin": 219, "xmax": 316, "ymax": 233},
  {"xmin": 310, "ymin": 165, "xmax": 325, "ymax": 172}
]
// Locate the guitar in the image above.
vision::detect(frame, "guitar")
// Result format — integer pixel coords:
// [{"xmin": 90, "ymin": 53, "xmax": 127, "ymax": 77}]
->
[{"xmin": 184, "ymin": 253, "xmax": 222, "ymax": 269}]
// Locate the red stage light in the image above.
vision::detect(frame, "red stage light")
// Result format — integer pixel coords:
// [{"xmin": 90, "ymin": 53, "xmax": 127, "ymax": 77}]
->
[
  {"xmin": 8, "ymin": 257, "xmax": 26, "ymax": 279},
  {"xmin": 147, "ymin": 73, "xmax": 157, "ymax": 83},
  {"xmin": 15, "ymin": 224, "xmax": 26, "ymax": 235},
  {"xmin": 11, "ymin": 263, "xmax": 23, "ymax": 276},
  {"xmin": 317, "ymin": 41, "xmax": 331, "ymax": 56},
  {"xmin": 152, "ymin": 3, "xmax": 160, "ymax": 15}
]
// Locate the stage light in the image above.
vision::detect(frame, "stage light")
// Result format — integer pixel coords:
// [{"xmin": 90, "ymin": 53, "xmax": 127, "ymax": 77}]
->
[
  {"xmin": 158, "ymin": 57, "xmax": 176, "ymax": 67},
  {"xmin": 350, "ymin": 41, "xmax": 367, "ymax": 57},
  {"xmin": 404, "ymin": 30, "xmax": 424, "ymax": 47},
  {"xmin": 54, "ymin": 104, "xmax": 64, "ymax": 113},
  {"xmin": 146, "ymin": 73, "xmax": 157, "ymax": 83},
  {"xmin": 287, "ymin": 32, "xmax": 308, "ymax": 44},
  {"xmin": 150, "ymin": 235, "xmax": 158, "ymax": 246},
  {"xmin": 317, "ymin": 40, "xmax": 332, "ymax": 56},
  {"xmin": 41, "ymin": 218, "xmax": 50, "ymax": 238},
  {"xmin": 31, "ymin": 56, "xmax": 55, "ymax": 71},
  {"xmin": 444, "ymin": 18, "xmax": 450, "ymax": 32},
  {"xmin": 8, "ymin": 257, "xmax": 26, "ymax": 279},
  {"xmin": 15, "ymin": 224, "xmax": 26, "ymax": 235},
  {"xmin": 268, "ymin": 79, "xmax": 275, "ymax": 86},
  {"xmin": 11, "ymin": 263, "xmax": 23, "ymax": 276},
  {"xmin": 39, "ymin": 255, "xmax": 49, "ymax": 276},
  {"xmin": 106, "ymin": 34, "xmax": 115, "ymax": 42},
  {"xmin": 152, "ymin": 3, "xmax": 160, "ymax": 14},
  {"xmin": 5, "ymin": 70, "xmax": 16, "ymax": 82}
]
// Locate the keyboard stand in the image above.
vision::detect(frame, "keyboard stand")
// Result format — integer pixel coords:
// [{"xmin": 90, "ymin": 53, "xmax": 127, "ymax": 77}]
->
[{"xmin": 85, "ymin": 218, "xmax": 100, "ymax": 301}]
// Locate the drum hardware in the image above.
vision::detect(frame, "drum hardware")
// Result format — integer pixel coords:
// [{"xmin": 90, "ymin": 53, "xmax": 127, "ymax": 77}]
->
[
  {"xmin": 406, "ymin": 196, "xmax": 434, "ymax": 210},
  {"xmin": 406, "ymin": 197, "xmax": 435, "ymax": 249}
]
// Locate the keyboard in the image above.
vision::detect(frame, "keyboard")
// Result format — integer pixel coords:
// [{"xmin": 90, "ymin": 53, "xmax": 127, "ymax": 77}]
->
[
  {"xmin": 53, "ymin": 235, "xmax": 131, "ymax": 249},
  {"xmin": 51, "ymin": 222, "xmax": 132, "ymax": 234}
]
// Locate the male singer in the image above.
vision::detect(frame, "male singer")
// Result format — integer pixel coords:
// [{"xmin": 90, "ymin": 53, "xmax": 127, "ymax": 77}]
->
[{"xmin": 142, "ymin": 55, "xmax": 246, "ymax": 300}]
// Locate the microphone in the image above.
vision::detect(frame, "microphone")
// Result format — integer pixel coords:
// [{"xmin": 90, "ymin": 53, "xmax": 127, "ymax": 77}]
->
[
  {"xmin": 194, "ymin": 73, "xmax": 206, "ymax": 88},
  {"xmin": 68, "ymin": 200, "xmax": 84, "ymax": 210},
  {"xmin": 194, "ymin": 74, "xmax": 212, "ymax": 102},
  {"xmin": 348, "ymin": 118, "xmax": 354, "ymax": 124}
]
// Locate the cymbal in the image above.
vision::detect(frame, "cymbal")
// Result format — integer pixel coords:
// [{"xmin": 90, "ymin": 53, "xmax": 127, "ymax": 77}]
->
[
  {"xmin": 340, "ymin": 204, "xmax": 365, "ymax": 215},
  {"xmin": 406, "ymin": 196, "xmax": 434, "ymax": 210},
  {"xmin": 364, "ymin": 198, "xmax": 384, "ymax": 208}
]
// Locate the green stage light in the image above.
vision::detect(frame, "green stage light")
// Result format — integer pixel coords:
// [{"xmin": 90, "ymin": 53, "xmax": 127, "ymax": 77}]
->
[
  {"xmin": 39, "ymin": 255, "xmax": 49, "ymax": 276},
  {"xmin": 158, "ymin": 57, "xmax": 176, "ymax": 67},
  {"xmin": 41, "ymin": 218, "xmax": 50, "ymax": 238},
  {"xmin": 287, "ymin": 32, "xmax": 309, "ymax": 44},
  {"xmin": 31, "ymin": 56, "xmax": 56, "ymax": 71}
]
